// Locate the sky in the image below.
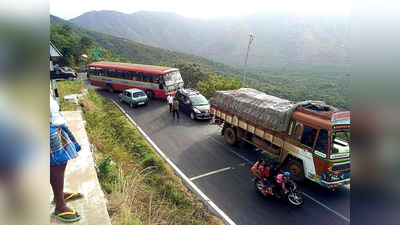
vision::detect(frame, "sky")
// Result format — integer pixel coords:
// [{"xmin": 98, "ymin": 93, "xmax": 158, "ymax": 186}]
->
[{"xmin": 50, "ymin": 0, "xmax": 350, "ymax": 20}]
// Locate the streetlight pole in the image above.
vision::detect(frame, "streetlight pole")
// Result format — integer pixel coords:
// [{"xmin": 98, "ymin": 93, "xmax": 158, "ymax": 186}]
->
[{"xmin": 242, "ymin": 33, "xmax": 255, "ymax": 88}]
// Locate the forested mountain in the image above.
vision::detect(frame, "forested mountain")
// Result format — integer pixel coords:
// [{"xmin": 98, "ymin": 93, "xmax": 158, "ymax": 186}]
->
[
  {"xmin": 51, "ymin": 14, "xmax": 349, "ymax": 110},
  {"xmin": 69, "ymin": 10, "xmax": 350, "ymax": 73}
]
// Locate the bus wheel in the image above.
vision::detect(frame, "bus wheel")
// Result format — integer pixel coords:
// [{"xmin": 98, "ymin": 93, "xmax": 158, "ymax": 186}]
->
[
  {"xmin": 146, "ymin": 90, "xmax": 154, "ymax": 100},
  {"xmin": 287, "ymin": 160, "xmax": 305, "ymax": 182},
  {"xmin": 107, "ymin": 84, "xmax": 115, "ymax": 93},
  {"xmin": 224, "ymin": 127, "xmax": 238, "ymax": 146}
]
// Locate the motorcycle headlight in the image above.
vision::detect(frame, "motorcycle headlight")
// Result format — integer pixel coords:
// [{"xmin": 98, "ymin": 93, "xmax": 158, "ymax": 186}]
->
[
  {"xmin": 330, "ymin": 174, "xmax": 340, "ymax": 181},
  {"xmin": 194, "ymin": 108, "xmax": 201, "ymax": 113}
]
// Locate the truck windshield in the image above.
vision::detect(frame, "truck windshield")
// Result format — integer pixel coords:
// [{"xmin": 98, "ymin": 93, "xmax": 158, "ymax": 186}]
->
[
  {"xmin": 330, "ymin": 131, "xmax": 350, "ymax": 159},
  {"xmin": 163, "ymin": 71, "xmax": 183, "ymax": 86}
]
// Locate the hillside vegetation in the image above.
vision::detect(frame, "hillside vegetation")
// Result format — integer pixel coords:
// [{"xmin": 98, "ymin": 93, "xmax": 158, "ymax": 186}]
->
[
  {"xmin": 50, "ymin": 15, "xmax": 349, "ymax": 109},
  {"xmin": 69, "ymin": 10, "xmax": 349, "ymax": 70}
]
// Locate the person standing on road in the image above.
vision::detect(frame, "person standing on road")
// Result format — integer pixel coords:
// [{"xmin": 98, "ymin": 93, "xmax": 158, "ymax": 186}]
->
[
  {"xmin": 172, "ymin": 97, "xmax": 180, "ymax": 122},
  {"xmin": 50, "ymin": 91, "xmax": 84, "ymax": 223},
  {"xmin": 167, "ymin": 94, "xmax": 173, "ymax": 113}
]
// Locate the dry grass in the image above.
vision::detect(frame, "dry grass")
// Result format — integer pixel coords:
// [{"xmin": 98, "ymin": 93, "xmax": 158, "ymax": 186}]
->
[{"xmin": 107, "ymin": 168, "xmax": 176, "ymax": 225}]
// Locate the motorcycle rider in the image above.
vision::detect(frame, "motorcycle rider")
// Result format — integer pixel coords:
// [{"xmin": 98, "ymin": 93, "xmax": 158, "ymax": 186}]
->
[
  {"xmin": 276, "ymin": 172, "xmax": 291, "ymax": 193},
  {"xmin": 269, "ymin": 162, "xmax": 283, "ymax": 185},
  {"xmin": 251, "ymin": 159, "xmax": 265, "ymax": 179}
]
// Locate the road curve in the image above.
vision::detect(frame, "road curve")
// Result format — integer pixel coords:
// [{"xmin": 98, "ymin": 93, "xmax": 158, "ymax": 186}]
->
[{"xmin": 81, "ymin": 76, "xmax": 350, "ymax": 225}]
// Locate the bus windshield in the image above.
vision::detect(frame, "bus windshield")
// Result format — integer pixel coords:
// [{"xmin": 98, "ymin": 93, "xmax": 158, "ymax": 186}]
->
[
  {"xmin": 330, "ymin": 131, "xmax": 350, "ymax": 159},
  {"xmin": 163, "ymin": 71, "xmax": 183, "ymax": 86}
]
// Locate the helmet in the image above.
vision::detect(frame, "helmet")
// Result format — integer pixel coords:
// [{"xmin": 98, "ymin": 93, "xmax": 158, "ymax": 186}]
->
[{"xmin": 284, "ymin": 172, "xmax": 291, "ymax": 177}]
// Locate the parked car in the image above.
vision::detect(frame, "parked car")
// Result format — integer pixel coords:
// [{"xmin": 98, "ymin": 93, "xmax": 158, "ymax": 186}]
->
[
  {"xmin": 61, "ymin": 66, "xmax": 76, "ymax": 73},
  {"xmin": 119, "ymin": 88, "xmax": 148, "ymax": 108},
  {"xmin": 52, "ymin": 66, "xmax": 77, "ymax": 80},
  {"xmin": 176, "ymin": 88, "xmax": 211, "ymax": 120}
]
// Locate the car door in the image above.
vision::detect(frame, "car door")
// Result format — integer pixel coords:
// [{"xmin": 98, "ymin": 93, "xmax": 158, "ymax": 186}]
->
[
  {"xmin": 126, "ymin": 92, "xmax": 132, "ymax": 103},
  {"xmin": 59, "ymin": 68, "xmax": 68, "ymax": 79},
  {"xmin": 53, "ymin": 68, "xmax": 62, "ymax": 79},
  {"xmin": 122, "ymin": 91, "xmax": 128, "ymax": 102},
  {"xmin": 177, "ymin": 93, "xmax": 187, "ymax": 112}
]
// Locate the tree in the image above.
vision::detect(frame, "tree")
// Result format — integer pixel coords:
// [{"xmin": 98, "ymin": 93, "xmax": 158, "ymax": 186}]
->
[
  {"xmin": 79, "ymin": 36, "xmax": 93, "ymax": 50},
  {"xmin": 197, "ymin": 75, "xmax": 243, "ymax": 99}
]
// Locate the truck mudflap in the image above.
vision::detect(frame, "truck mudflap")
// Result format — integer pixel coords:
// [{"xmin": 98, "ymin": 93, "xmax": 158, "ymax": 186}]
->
[{"xmin": 321, "ymin": 179, "xmax": 350, "ymax": 189}]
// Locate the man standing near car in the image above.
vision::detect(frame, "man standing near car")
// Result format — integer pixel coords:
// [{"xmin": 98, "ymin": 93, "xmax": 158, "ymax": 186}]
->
[
  {"xmin": 172, "ymin": 98, "xmax": 180, "ymax": 122},
  {"xmin": 167, "ymin": 94, "xmax": 173, "ymax": 113}
]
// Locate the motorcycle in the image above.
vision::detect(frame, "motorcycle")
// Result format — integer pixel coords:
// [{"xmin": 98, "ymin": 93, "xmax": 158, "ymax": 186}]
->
[{"xmin": 254, "ymin": 177, "xmax": 304, "ymax": 206}]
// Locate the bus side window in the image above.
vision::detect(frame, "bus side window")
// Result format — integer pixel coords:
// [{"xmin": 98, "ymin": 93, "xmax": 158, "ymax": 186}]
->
[
  {"xmin": 125, "ymin": 72, "xmax": 133, "ymax": 80},
  {"xmin": 301, "ymin": 126, "xmax": 318, "ymax": 148},
  {"xmin": 293, "ymin": 123, "xmax": 303, "ymax": 142},
  {"xmin": 314, "ymin": 129, "xmax": 328, "ymax": 158}
]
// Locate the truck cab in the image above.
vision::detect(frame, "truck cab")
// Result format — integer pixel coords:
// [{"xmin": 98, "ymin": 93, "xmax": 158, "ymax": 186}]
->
[{"xmin": 283, "ymin": 105, "xmax": 350, "ymax": 188}]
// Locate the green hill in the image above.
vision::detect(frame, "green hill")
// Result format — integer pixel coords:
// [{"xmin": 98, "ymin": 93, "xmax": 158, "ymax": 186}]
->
[{"xmin": 68, "ymin": 10, "xmax": 350, "ymax": 72}]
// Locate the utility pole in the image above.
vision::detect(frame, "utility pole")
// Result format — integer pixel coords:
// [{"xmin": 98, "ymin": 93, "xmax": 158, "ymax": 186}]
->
[{"xmin": 242, "ymin": 33, "xmax": 255, "ymax": 88}]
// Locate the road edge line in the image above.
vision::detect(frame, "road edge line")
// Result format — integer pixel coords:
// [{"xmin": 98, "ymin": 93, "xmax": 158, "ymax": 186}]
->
[{"xmin": 110, "ymin": 99, "xmax": 236, "ymax": 225}]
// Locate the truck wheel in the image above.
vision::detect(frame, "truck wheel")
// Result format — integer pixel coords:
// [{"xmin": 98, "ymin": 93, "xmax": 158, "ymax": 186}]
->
[
  {"xmin": 287, "ymin": 160, "xmax": 305, "ymax": 182},
  {"xmin": 225, "ymin": 127, "xmax": 238, "ymax": 146}
]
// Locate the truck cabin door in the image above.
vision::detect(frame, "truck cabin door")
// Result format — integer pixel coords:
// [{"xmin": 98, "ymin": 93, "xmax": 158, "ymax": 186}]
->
[{"xmin": 300, "ymin": 126, "xmax": 318, "ymax": 150}]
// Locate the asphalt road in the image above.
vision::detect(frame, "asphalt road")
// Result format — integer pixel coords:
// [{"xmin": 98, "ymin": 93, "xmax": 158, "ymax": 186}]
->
[{"xmin": 80, "ymin": 74, "xmax": 350, "ymax": 225}]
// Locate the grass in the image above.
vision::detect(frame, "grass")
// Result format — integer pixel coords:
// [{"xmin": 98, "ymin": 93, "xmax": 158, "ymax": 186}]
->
[
  {"xmin": 53, "ymin": 80, "xmax": 84, "ymax": 111},
  {"xmin": 69, "ymin": 87, "xmax": 224, "ymax": 224}
]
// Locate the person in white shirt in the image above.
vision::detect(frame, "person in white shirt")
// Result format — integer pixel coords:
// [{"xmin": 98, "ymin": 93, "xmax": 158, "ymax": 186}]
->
[{"xmin": 167, "ymin": 94, "xmax": 173, "ymax": 113}]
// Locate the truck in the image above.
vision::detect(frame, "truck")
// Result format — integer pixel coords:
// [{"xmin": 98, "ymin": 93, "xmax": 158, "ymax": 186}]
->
[{"xmin": 210, "ymin": 88, "xmax": 350, "ymax": 189}]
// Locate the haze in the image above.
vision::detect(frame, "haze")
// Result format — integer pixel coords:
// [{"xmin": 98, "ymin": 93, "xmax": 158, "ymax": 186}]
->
[{"xmin": 51, "ymin": 0, "xmax": 350, "ymax": 20}]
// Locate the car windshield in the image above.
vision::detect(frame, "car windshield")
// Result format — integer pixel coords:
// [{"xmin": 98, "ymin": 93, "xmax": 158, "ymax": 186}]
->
[
  {"xmin": 132, "ymin": 91, "xmax": 146, "ymax": 98},
  {"xmin": 330, "ymin": 131, "xmax": 350, "ymax": 159},
  {"xmin": 163, "ymin": 71, "xmax": 183, "ymax": 86},
  {"xmin": 190, "ymin": 95, "xmax": 208, "ymax": 106}
]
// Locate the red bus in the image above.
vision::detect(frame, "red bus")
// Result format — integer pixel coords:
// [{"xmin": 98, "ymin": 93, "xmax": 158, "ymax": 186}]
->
[{"xmin": 88, "ymin": 62, "xmax": 184, "ymax": 99}]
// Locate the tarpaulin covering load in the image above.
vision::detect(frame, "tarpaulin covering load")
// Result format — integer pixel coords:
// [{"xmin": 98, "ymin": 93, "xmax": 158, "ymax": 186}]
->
[{"xmin": 210, "ymin": 88, "xmax": 296, "ymax": 132}]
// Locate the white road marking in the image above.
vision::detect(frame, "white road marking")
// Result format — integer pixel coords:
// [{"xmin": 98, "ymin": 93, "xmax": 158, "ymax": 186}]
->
[
  {"xmin": 302, "ymin": 192, "xmax": 350, "ymax": 223},
  {"xmin": 211, "ymin": 138, "xmax": 252, "ymax": 164},
  {"xmin": 190, "ymin": 167, "xmax": 232, "ymax": 181},
  {"xmin": 110, "ymin": 99, "xmax": 236, "ymax": 225}
]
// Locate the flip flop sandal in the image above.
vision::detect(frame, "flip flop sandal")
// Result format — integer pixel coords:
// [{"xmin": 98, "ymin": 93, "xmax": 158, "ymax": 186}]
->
[
  {"xmin": 51, "ymin": 209, "xmax": 82, "ymax": 223},
  {"xmin": 51, "ymin": 192, "xmax": 85, "ymax": 204}
]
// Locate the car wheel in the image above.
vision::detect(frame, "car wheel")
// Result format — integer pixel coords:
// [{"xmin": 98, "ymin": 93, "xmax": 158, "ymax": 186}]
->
[
  {"xmin": 190, "ymin": 112, "xmax": 196, "ymax": 120},
  {"xmin": 119, "ymin": 97, "xmax": 123, "ymax": 103},
  {"xmin": 67, "ymin": 76, "xmax": 75, "ymax": 81},
  {"xmin": 130, "ymin": 102, "xmax": 135, "ymax": 108}
]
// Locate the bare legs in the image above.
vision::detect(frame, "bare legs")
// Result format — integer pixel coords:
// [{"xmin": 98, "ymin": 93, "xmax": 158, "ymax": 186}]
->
[{"xmin": 50, "ymin": 163, "xmax": 79, "ymax": 219}]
